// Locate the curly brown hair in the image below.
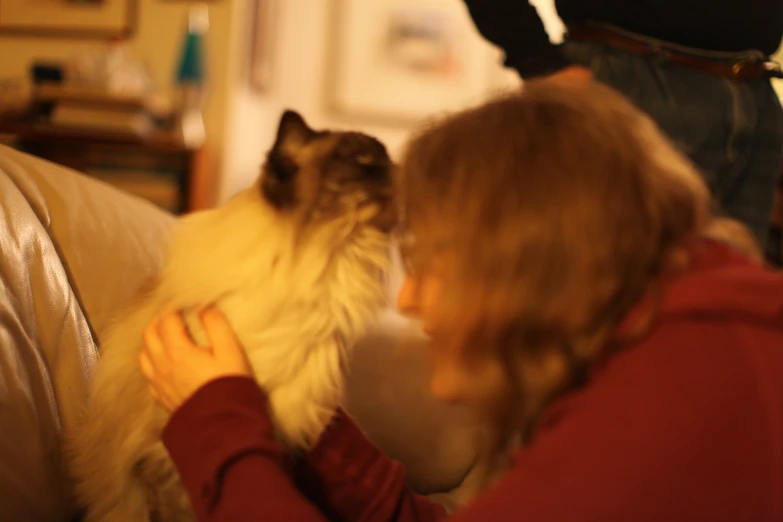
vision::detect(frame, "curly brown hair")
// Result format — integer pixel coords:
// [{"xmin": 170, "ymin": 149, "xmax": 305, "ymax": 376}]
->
[{"xmin": 396, "ymin": 79, "xmax": 756, "ymax": 452}]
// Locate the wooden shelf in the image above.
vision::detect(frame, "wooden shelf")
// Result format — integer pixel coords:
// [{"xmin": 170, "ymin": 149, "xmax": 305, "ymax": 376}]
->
[
  {"xmin": 0, "ymin": 119, "xmax": 216, "ymax": 213},
  {"xmin": 0, "ymin": 120, "xmax": 187, "ymax": 151}
]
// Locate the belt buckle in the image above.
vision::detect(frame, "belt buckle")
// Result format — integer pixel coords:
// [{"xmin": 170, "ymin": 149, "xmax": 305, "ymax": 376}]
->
[
  {"xmin": 731, "ymin": 59, "xmax": 756, "ymax": 81},
  {"xmin": 731, "ymin": 58, "xmax": 783, "ymax": 81}
]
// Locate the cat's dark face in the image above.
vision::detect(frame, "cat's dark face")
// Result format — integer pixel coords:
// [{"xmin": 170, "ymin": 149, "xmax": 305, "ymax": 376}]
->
[{"xmin": 260, "ymin": 110, "xmax": 395, "ymax": 233}]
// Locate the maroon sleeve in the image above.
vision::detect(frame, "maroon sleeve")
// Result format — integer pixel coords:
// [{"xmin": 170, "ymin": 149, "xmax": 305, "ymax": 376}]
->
[
  {"xmin": 161, "ymin": 376, "xmax": 447, "ymax": 522},
  {"xmin": 302, "ymin": 409, "xmax": 449, "ymax": 521},
  {"xmin": 162, "ymin": 376, "xmax": 329, "ymax": 522}
]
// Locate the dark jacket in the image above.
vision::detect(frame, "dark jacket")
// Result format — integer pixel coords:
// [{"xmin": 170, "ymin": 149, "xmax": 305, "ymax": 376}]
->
[{"xmin": 464, "ymin": 1, "xmax": 783, "ymax": 77}]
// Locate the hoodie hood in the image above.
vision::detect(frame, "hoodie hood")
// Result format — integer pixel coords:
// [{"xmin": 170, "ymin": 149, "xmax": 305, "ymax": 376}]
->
[{"xmin": 657, "ymin": 238, "xmax": 783, "ymax": 328}]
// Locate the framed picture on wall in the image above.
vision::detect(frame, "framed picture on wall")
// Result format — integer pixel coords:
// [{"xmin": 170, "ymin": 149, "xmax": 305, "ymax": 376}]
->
[
  {"xmin": 325, "ymin": 0, "xmax": 495, "ymax": 125},
  {"xmin": 248, "ymin": 0, "xmax": 278, "ymax": 92},
  {"xmin": 0, "ymin": 0, "xmax": 138, "ymax": 39}
]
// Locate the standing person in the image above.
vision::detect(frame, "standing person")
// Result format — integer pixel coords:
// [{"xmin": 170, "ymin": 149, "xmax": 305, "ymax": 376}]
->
[
  {"xmin": 138, "ymin": 81, "xmax": 783, "ymax": 522},
  {"xmin": 462, "ymin": 0, "xmax": 783, "ymax": 247}
]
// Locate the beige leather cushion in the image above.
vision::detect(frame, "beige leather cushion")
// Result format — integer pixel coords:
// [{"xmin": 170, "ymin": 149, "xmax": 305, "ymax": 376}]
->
[
  {"xmin": 0, "ymin": 145, "xmax": 174, "ymax": 521},
  {"xmin": 346, "ymin": 312, "xmax": 481, "ymax": 495},
  {"xmin": 0, "ymin": 145, "xmax": 480, "ymax": 520}
]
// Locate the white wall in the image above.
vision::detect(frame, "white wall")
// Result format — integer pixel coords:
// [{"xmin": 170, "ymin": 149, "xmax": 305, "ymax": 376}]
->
[
  {"xmin": 7, "ymin": 0, "xmax": 776, "ymax": 203},
  {"xmin": 218, "ymin": 0, "xmax": 527, "ymax": 201},
  {"xmin": 219, "ymin": 1, "xmax": 783, "ymax": 201},
  {"xmin": 774, "ymin": 48, "xmax": 783, "ymax": 98}
]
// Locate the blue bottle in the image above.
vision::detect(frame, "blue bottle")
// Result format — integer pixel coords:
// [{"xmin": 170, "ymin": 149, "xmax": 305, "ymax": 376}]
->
[{"xmin": 174, "ymin": 4, "xmax": 209, "ymax": 148}]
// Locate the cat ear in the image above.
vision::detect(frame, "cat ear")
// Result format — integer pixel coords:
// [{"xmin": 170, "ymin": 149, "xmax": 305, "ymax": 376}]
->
[
  {"xmin": 262, "ymin": 110, "xmax": 315, "ymax": 208},
  {"xmin": 272, "ymin": 110, "xmax": 316, "ymax": 160}
]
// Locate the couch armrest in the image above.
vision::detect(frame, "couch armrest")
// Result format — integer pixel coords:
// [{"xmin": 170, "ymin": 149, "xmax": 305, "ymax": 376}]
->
[{"xmin": 0, "ymin": 145, "xmax": 176, "ymax": 521}]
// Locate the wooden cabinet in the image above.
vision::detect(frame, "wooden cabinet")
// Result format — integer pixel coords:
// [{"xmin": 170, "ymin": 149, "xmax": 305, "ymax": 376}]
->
[{"xmin": 0, "ymin": 121, "xmax": 215, "ymax": 214}]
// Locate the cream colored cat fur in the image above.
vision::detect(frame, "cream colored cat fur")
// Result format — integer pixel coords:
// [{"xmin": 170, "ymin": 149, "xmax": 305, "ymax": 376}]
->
[{"xmin": 67, "ymin": 111, "xmax": 394, "ymax": 522}]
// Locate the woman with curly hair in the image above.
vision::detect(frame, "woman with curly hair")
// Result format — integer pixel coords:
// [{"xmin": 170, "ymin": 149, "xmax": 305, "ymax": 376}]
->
[{"xmin": 140, "ymin": 80, "xmax": 783, "ymax": 522}]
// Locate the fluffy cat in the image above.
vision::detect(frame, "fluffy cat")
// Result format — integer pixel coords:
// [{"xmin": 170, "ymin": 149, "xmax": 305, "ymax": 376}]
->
[{"xmin": 67, "ymin": 110, "xmax": 396, "ymax": 522}]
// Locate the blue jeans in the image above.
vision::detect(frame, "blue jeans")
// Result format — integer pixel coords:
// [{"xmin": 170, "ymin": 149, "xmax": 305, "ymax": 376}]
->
[{"xmin": 563, "ymin": 35, "xmax": 783, "ymax": 246}]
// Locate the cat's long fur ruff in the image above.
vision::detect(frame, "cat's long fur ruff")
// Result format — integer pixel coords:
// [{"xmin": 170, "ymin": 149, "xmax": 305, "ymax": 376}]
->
[{"xmin": 68, "ymin": 178, "xmax": 391, "ymax": 521}]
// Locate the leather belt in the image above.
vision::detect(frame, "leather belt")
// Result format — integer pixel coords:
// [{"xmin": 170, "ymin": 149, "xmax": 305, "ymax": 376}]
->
[{"xmin": 566, "ymin": 23, "xmax": 783, "ymax": 82}]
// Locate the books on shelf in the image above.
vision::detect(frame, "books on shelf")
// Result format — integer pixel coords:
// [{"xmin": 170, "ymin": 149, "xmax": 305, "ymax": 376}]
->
[
  {"xmin": 1, "ymin": 85, "xmax": 199, "ymax": 214},
  {"xmin": 50, "ymin": 104, "xmax": 155, "ymax": 135},
  {"xmin": 34, "ymin": 84, "xmax": 171, "ymax": 116},
  {"xmin": 34, "ymin": 84, "xmax": 172, "ymax": 137}
]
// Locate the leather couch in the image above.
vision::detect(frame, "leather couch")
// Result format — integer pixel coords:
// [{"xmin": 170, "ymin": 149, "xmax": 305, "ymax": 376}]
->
[{"xmin": 0, "ymin": 145, "xmax": 482, "ymax": 521}]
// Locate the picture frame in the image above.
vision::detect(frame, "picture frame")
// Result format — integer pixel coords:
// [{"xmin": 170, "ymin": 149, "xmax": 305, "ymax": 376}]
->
[
  {"xmin": 0, "ymin": 0, "xmax": 138, "ymax": 39},
  {"xmin": 248, "ymin": 0, "xmax": 278, "ymax": 93},
  {"xmin": 325, "ymin": 0, "xmax": 495, "ymax": 126}
]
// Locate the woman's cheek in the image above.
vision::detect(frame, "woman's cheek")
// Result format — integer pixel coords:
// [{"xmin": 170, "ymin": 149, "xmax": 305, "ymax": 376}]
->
[
  {"xmin": 428, "ymin": 365, "xmax": 464, "ymax": 404},
  {"xmin": 426, "ymin": 341, "xmax": 471, "ymax": 403},
  {"xmin": 427, "ymin": 342, "xmax": 509, "ymax": 406}
]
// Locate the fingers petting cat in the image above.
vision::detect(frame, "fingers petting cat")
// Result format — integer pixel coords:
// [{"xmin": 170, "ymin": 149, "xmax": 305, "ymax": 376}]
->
[{"xmin": 139, "ymin": 307, "xmax": 254, "ymax": 413}]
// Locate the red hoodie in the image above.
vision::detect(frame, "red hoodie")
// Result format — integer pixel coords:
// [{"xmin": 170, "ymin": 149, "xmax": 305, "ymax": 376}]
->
[{"xmin": 162, "ymin": 239, "xmax": 783, "ymax": 522}]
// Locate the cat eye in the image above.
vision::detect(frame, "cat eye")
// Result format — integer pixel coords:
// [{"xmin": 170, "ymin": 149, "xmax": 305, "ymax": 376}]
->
[{"xmin": 354, "ymin": 154, "xmax": 375, "ymax": 166}]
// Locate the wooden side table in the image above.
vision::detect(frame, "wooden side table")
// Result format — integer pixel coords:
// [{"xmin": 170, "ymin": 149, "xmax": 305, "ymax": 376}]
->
[{"xmin": 0, "ymin": 120, "xmax": 216, "ymax": 214}]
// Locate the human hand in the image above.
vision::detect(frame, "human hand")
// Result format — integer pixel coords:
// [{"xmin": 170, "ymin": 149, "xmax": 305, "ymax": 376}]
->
[
  {"xmin": 547, "ymin": 65, "xmax": 594, "ymax": 84},
  {"xmin": 139, "ymin": 307, "xmax": 253, "ymax": 413}
]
